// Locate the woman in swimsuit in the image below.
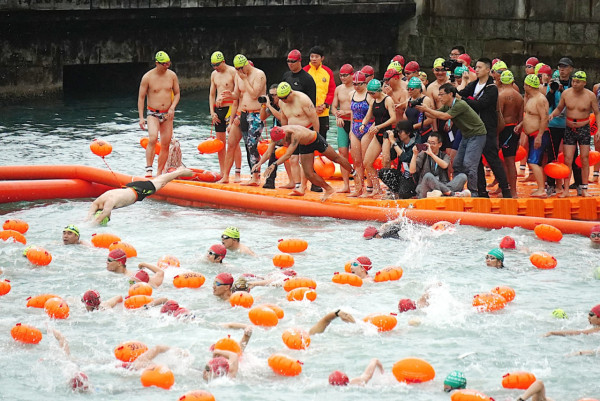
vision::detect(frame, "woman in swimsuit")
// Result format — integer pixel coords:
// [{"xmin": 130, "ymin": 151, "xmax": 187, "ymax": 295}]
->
[{"xmin": 349, "ymin": 71, "xmax": 372, "ymax": 197}]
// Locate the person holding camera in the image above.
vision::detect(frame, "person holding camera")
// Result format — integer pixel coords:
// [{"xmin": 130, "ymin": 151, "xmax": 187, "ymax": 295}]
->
[
  {"xmin": 378, "ymin": 121, "xmax": 417, "ymax": 199},
  {"xmin": 404, "ymin": 77, "xmax": 434, "ymax": 144},
  {"xmin": 409, "ymin": 131, "xmax": 469, "ymax": 198}
]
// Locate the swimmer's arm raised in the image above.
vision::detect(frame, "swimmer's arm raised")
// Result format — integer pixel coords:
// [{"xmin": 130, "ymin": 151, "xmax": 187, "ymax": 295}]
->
[
  {"xmin": 138, "ymin": 262, "xmax": 164, "ymax": 288},
  {"xmin": 309, "ymin": 310, "xmax": 355, "ymax": 335},
  {"xmin": 130, "ymin": 345, "xmax": 170, "ymax": 370},
  {"xmin": 239, "ymin": 326, "xmax": 253, "ymax": 353},
  {"xmin": 213, "ymin": 349, "xmax": 239, "ymax": 377},
  {"xmin": 101, "ymin": 295, "xmax": 123, "ymax": 309},
  {"xmin": 349, "ymin": 358, "xmax": 383, "ymax": 386},
  {"xmin": 50, "ymin": 328, "xmax": 71, "ymax": 357}
]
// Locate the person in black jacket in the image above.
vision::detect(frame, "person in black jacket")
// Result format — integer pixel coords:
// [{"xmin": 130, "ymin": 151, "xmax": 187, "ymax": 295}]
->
[
  {"xmin": 458, "ymin": 58, "xmax": 511, "ymax": 198},
  {"xmin": 378, "ymin": 120, "xmax": 417, "ymax": 199}
]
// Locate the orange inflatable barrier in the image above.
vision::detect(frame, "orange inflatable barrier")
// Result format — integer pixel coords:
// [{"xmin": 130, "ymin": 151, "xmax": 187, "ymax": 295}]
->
[
  {"xmin": 173, "ymin": 272, "xmax": 206, "ymax": 288},
  {"xmin": 26, "ymin": 293, "xmax": 60, "ymax": 308},
  {"xmin": 529, "ymin": 251, "xmax": 557, "ymax": 269},
  {"xmin": 90, "ymin": 139, "xmax": 112, "ymax": 157},
  {"xmin": 124, "ymin": 295, "xmax": 153, "ymax": 309},
  {"xmin": 373, "ymin": 266, "xmax": 403, "ymax": 282},
  {"xmin": 534, "ymin": 224, "xmax": 563, "ymax": 242},
  {"xmin": 214, "ymin": 335, "xmax": 241, "ymax": 355},
  {"xmin": 248, "ymin": 305, "xmax": 279, "ymax": 327},
  {"xmin": 392, "ymin": 357, "xmax": 435, "ymax": 383},
  {"xmin": 11, "ymin": 323, "xmax": 43, "ymax": 344},
  {"xmin": 502, "ymin": 371, "xmax": 536, "ymax": 390},
  {"xmin": 491, "ymin": 286, "xmax": 515, "ymax": 303},
  {"xmin": 281, "ymin": 328, "xmax": 311, "ymax": 350},
  {"xmin": 450, "ymin": 389, "xmax": 493, "ymax": 401},
  {"xmin": 0, "ymin": 279, "xmax": 11, "ymax": 296},
  {"xmin": 140, "ymin": 365, "xmax": 175, "ymax": 390},
  {"xmin": 286, "ymin": 287, "xmax": 317, "ymax": 302},
  {"xmin": 197, "ymin": 138, "xmax": 224, "ymax": 154},
  {"xmin": 25, "ymin": 246, "xmax": 52, "ymax": 266},
  {"xmin": 157, "ymin": 255, "xmax": 180, "ymax": 269},
  {"xmin": 268, "ymin": 354, "xmax": 302, "ymax": 376},
  {"xmin": 178, "ymin": 390, "xmax": 215, "ymax": 401},
  {"xmin": 0, "ymin": 229, "xmax": 26, "ymax": 244},
  {"xmin": 229, "ymin": 291, "xmax": 254, "ymax": 308},
  {"xmin": 331, "ymin": 272, "xmax": 363, "ymax": 287},
  {"xmin": 273, "ymin": 253, "xmax": 294, "ymax": 268},
  {"xmin": 363, "ymin": 313, "xmax": 397, "ymax": 332},
  {"xmin": 472, "ymin": 293, "xmax": 507, "ymax": 312},
  {"xmin": 91, "ymin": 233, "xmax": 121, "ymax": 248},
  {"xmin": 128, "ymin": 282, "xmax": 153, "ymax": 297},
  {"xmin": 3, "ymin": 219, "xmax": 28, "ymax": 233},
  {"xmin": 140, "ymin": 137, "xmax": 161, "ymax": 155},
  {"xmin": 283, "ymin": 277, "xmax": 316, "ymax": 292},
  {"xmin": 108, "ymin": 241, "xmax": 137, "ymax": 258},
  {"xmin": 260, "ymin": 303, "xmax": 284, "ymax": 319},
  {"xmin": 44, "ymin": 297, "xmax": 70, "ymax": 319},
  {"xmin": 114, "ymin": 340, "xmax": 148, "ymax": 362},
  {"xmin": 278, "ymin": 238, "xmax": 308, "ymax": 253}
]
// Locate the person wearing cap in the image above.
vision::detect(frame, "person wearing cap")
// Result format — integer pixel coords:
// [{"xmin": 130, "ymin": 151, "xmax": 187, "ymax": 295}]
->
[
  {"xmin": 87, "ymin": 166, "xmax": 193, "ymax": 224},
  {"xmin": 105, "ymin": 249, "xmax": 164, "ymax": 287},
  {"xmin": 282, "ymin": 49, "xmax": 317, "ymax": 106},
  {"xmin": 203, "ymin": 326, "xmax": 252, "ymax": 381},
  {"xmin": 590, "ymin": 224, "xmax": 600, "ymax": 246},
  {"xmin": 545, "ymin": 304, "xmax": 600, "ymax": 336},
  {"xmin": 427, "ymin": 58, "xmax": 451, "ymax": 109},
  {"xmin": 220, "ymin": 226, "xmax": 255, "ymax": 256},
  {"xmin": 136, "ymin": 261, "xmax": 165, "ymax": 288},
  {"xmin": 497, "ymin": 70, "xmax": 524, "ymax": 198},
  {"xmin": 404, "ymin": 61, "xmax": 420, "ymax": 81},
  {"xmin": 206, "ymin": 244, "xmax": 227, "ymax": 263},
  {"xmin": 443, "ymin": 370, "xmax": 467, "ymax": 392},
  {"xmin": 217, "ymin": 54, "xmax": 267, "ymax": 186},
  {"xmin": 332, "ymin": 63, "xmax": 356, "ymax": 193},
  {"xmin": 525, "ymin": 56, "xmax": 539, "ymax": 76},
  {"xmin": 549, "ymin": 70, "xmax": 600, "ymax": 198},
  {"xmin": 62, "ymin": 225, "xmax": 89, "ymax": 246},
  {"xmin": 329, "ymin": 359, "xmax": 384, "ymax": 387},
  {"xmin": 348, "ymin": 258, "xmax": 373, "ymax": 281},
  {"xmin": 404, "ymin": 77, "xmax": 434, "ymax": 143},
  {"xmin": 137, "ymin": 50, "xmax": 180, "ymax": 178},
  {"xmin": 212, "ymin": 272, "xmax": 234, "ymax": 300},
  {"xmin": 360, "ymin": 65, "xmax": 375, "ymax": 84},
  {"xmin": 346, "ymin": 71, "xmax": 371, "ymax": 196},
  {"xmin": 47, "ymin": 328, "xmax": 90, "ymax": 392},
  {"xmin": 362, "ymin": 216, "xmax": 409, "ymax": 240},
  {"xmin": 378, "ymin": 121, "xmax": 418, "ymax": 199},
  {"xmin": 81, "ymin": 289, "xmax": 123, "ymax": 312},
  {"xmin": 209, "ymin": 51, "xmax": 241, "ymax": 182},
  {"xmin": 485, "ymin": 248, "xmax": 504, "ymax": 268},
  {"xmin": 382, "ymin": 67, "xmax": 409, "ymax": 134}
]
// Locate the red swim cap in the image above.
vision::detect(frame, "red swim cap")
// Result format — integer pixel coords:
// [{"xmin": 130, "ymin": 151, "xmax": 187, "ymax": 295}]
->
[
  {"xmin": 69, "ymin": 372, "xmax": 89, "ymax": 391},
  {"xmin": 340, "ymin": 64, "xmax": 354, "ymax": 75},
  {"xmin": 329, "ymin": 370, "xmax": 349, "ymax": 386},
  {"xmin": 538, "ymin": 64, "xmax": 552, "ymax": 75},
  {"xmin": 287, "ymin": 49, "xmax": 301, "ymax": 62},
  {"xmin": 133, "ymin": 270, "xmax": 150, "ymax": 283},
  {"xmin": 209, "ymin": 244, "xmax": 227, "ymax": 258},
  {"xmin": 384, "ymin": 69, "xmax": 400, "ymax": 79},
  {"xmin": 404, "ymin": 61, "xmax": 420, "ymax": 73},
  {"xmin": 352, "ymin": 71, "xmax": 366, "ymax": 83},
  {"xmin": 526, "ymin": 56, "xmax": 539, "ymax": 67},
  {"xmin": 270, "ymin": 126, "xmax": 286, "ymax": 142},
  {"xmin": 173, "ymin": 307, "xmax": 190, "ymax": 318},
  {"xmin": 360, "ymin": 65, "xmax": 374, "ymax": 76},
  {"xmin": 591, "ymin": 304, "xmax": 600, "ymax": 318},
  {"xmin": 363, "ymin": 226, "xmax": 378, "ymax": 239},
  {"xmin": 398, "ymin": 298, "xmax": 416, "ymax": 312},
  {"xmin": 215, "ymin": 272, "xmax": 234, "ymax": 285},
  {"xmin": 392, "ymin": 55, "xmax": 405, "ymax": 66},
  {"xmin": 108, "ymin": 249, "xmax": 127, "ymax": 264},
  {"xmin": 499, "ymin": 235, "xmax": 516, "ymax": 249},
  {"xmin": 590, "ymin": 225, "xmax": 600, "ymax": 235},
  {"xmin": 282, "ymin": 269, "xmax": 297, "ymax": 277},
  {"xmin": 356, "ymin": 256, "xmax": 372, "ymax": 271},
  {"xmin": 492, "ymin": 58, "xmax": 500, "ymax": 67},
  {"xmin": 458, "ymin": 53, "xmax": 471, "ymax": 66},
  {"xmin": 82, "ymin": 290, "xmax": 101, "ymax": 308},
  {"xmin": 207, "ymin": 356, "xmax": 230, "ymax": 377},
  {"xmin": 160, "ymin": 300, "xmax": 179, "ymax": 314}
]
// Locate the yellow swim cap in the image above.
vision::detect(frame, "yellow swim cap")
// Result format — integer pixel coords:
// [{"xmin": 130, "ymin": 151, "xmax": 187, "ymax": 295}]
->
[
  {"xmin": 387, "ymin": 61, "xmax": 403, "ymax": 73},
  {"xmin": 524, "ymin": 74, "xmax": 540, "ymax": 88},
  {"xmin": 211, "ymin": 51, "xmax": 224, "ymax": 65},
  {"xmin": 433, "ymin": 58, "xmax": 445, "ymax": 69},
  {"xmin": 233, "ymin": 54, "xmax": 248, "ymax": 68},
  {"xmin": 155, "ymin": 51, "xmax": 170, "ymax": 63},
  {"xmin": 277, "ymin": 82, "xmax": 292, "ymax": 98},
  {"xmin": 222, "ymin": 226, "xmax": 240, "ymax": 239},
  {"xmin": 573, "ymin": 70, "xmax": 587, "ymax": 81},
  {"xmin": 492, "ymin": 60, "xmax": 507, "ymax": 72},
  {"xmin": 534, "ymin": 63, "xmax": 544, "ymax": 75},
  {"xmin": 500, "ymin": 70, "xmax": 514, "ymax": 85}
]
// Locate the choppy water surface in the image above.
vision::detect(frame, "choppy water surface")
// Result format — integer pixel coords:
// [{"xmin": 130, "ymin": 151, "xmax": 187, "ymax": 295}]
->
[{"xmin": 0, "ymin": 94, "xmax": 599, "ymax": 400}]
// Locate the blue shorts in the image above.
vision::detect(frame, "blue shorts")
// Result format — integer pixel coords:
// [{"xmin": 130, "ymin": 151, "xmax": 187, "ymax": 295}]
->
[{"xmin": 527, "ymin": 131, "xmax": 550, "ymax": 166}]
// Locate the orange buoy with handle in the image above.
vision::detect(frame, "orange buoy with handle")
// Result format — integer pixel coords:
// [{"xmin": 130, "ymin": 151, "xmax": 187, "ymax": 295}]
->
[
  {"xmin": 530, "ymin": 251, "xmax": 557, "ymax": 269},
  {"xmin": 114, "ymin": 341, "xmax": 148, "ymax": 362},
  {"xmin": 392, "ymin": 357, "xmax": 435, "ymax": 383},
  {"xmin": 197, "ymin": 138, "xmax": 224, "ymax": 154},
  {"xmin": 544, "ymin": 162, "xmax": 570, "ymax": 179},
  {"xmin": 268, "ymin": 354, "xmax": 303, "ymax": 376},
  {"xmin": 128, "ymin": 282, "xmax": 153, "ymax": 297},
  {"xmin": 44, "ymin": 297, "xmax": 70, "ymax": 319},
  {"xmin": 173, "ymin": 272, "xmax": 206, "ymax": 288},
  {"xmin": 26, "ymin": 246, "xmax": 52, "ymax": 266},
  {"xmin": 273, "ymin": 253, "xmax": 294, "ymax": 268},
  {"xmin": 277, "ymin": 238, "xmax": 308, "ymax": 253},
  {"xmin": 140, "ymin": 364, "xmax": 175, "ymax": 389},
  {"xmin": 3, "ymin": 219, "xmax": 28, "ymax": 233},
  {"xmin": 214, "ymin": 335, "xmax": 242, "ymax": 355},
  {"xmin": 11, "ymin": 323, "xmax": 43, "ymax": 344},
  {"xmin": 0, "ymin": 279, "xmax": 11, "ymax": 296},
  {"xmin": 575, "ymin": 150, "xmax": 600, "ymax": 167},
  {"xmin": 91, "ymin": 233, "xmax": 121, "ymax": 248},
  {"xmin": 178, "ymin": 390, "xmax": 216, "ymax": 401},
  {"xmin": 140, "ymin": 137, "xmax": 161, "ymax": 155},
  {"xmin": 472, "ymin": 293, "xmax": 507, "ymax": 312},
  {"xmin": 283, "ymin": 277, "xmax": 316, "ymax": 292},
  {"xmin": 157, "ymin": 255, "xmax": 180, "ymax": 269},
  {"xmin": 27, "ymin": 293, "xmax": 60, "ymax": 308},
  {"xmin": 248, "ymin": 305, "xmax": 279, "ymax": 327},
  {"xmin": 491, "ymin": 286, "xmax": 515, "ymax": 303},
  {"xmin": 501, "ymin": 371, "xmax": 536, "ymax": 390},
  {"xmin": 282, "ymin": 328, "xmax": 311, "ymax": 350},
  {"xmin": 108, "ymin": 241, "xmax": 137, "ymax": 258},
  {"xmin": 124, "ymin": 295, "xmax": 153, "ymax": 309},
  {"xmin": 363, "ymin": 313, "xmax": 397, "ymax": 332},
  {"xmin": 257, "ymin": 140, "xmax": 269, "ymax": 155},
  {"xmin": 373, "ymin": 266, "xmax": 404, "ymax": 282},
  {"xmin": 450, "ymin": 389, "xmax": 494, "ymax": 401},
  {"xmin": 331, "ymin": 272, "xmax": 363, "ymax": 287},
  {"xmin": 534, "ymin": 224, "xmax": 562, "ymax": 242},
  {"xmin": 0, "ymin": 229, "xmax": 26, "ymax": 244},
  {"xmin": 90, "ymin": 139, "xmax": 112, "ymax": 157},
  {"xmin": 286, "ymin": 287, "xmax": 317, "ymax": 302},
  {"xmin": 229, "ymin": 291, "xmax": 254, "ymax": 308}
]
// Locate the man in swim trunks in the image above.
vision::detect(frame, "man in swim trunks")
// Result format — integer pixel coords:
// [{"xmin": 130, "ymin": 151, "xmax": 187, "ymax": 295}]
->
[
  {"xmin": 81, "ymin": 289, "xmax": 123, "ymax": 312},
  {"xmin": 218, "ymin": 54, "xmax": 267, "ymax": 186},
  {"xmin": 254, "ymin": 125, "xmax": 353, "ymax": 201},
  {"xmin": 138, "ymin": 51, "xmax": 180, "ymax": 177},
  {"xmin": 220, "ymin": 226, "xmax": 256, "ymax": 256},
  {"xmin": 62, "ymin": 224, "xmax": 89, "ymax": 246},
  {"xmin": 209, "ymin": 51, "xmax": 241, "ymax": 181},
  {"xmin": 87, "ymin": 166, "xmax": 192, "ymax": 224},
  {"xmin": 212, "ymin": 272, "xmax": 234, "ymax": 300},
  {"xmin": 544, "ymin": 304, "xmax": 600, "ymax": 336},
  {"xmin": 549, "ymin": 70, "xmax": 600, "ymax": 197},
  {"xmin": 332, "ymin": 63, "xmax": 355, "ymax": 192}
]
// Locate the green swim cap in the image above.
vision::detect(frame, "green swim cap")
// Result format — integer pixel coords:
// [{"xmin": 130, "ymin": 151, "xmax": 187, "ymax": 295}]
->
[
  {"xmin": 387, "ymin": 61, "xmax": 403, "ymax": 73},
  {"xmin": 366, "ymin": 79, "xmax": 382, "ymax": 92},
  {"xmin": 492, "ymin": 60, "xmax": 507, "ymax": 72},
  {"xmin": 524, "ymin": 74, "xmax": 540, "ymax": 89},
  {"xmin": 155, "ymin": 51, "xmax": 170, "ymax": 63},
  {"xmin": 64, "ymin": 224, "xmax": 80, "ymax": 237},
  {"xmin": 211, "ymin": 51, "xmax": 224, "ymax": 65},
  {"xmin": 552, "ymin": 70, "xmax": 560, "ymax": 80},
  {"xmin": 500, "ymin": 70, "xmax": 514, "ymax": 85},
  {"xmin": 233, "ymin": 54, "xmax": 248, "ymax": 68},
  {"xmin": 223, "ymin": 226, "xmax": 240, "ymax": 239},
  {"xmin": 444, "ymin": 370, "xmax": 467, "ymax": 389},
  {"xmin": 433, "ymin": 57, "xmax": 445, "ymax": 69},
  {"xmin": 594, "ymin": 266, "xmax": 600, "ymax": 280},
  {"xmin": 277, "ymin": 82, "xmax": 292, "ymax": 98},
  {"xmin": 573, "ymin": 70, "xmax": 587, "ymax": 81},
  {"xmin": 23, "ymin": 245, "xmax": 32, "ymax": 257},
  {"xmin": 487, "ymin": 248, "xmax": 504, "ymax": 261},
  {"xmin": 94, "ymin": 210, "xmax": 110, "ymax": 226},
  {"xmin": 453, "ymin": 66, "xmax": 466, "ymax": 77},
  {"xmin": 552, "ymin": 308, "xmax": 568, "ymax": 319},
  {"xmin": 408, "ymin": 77, "xmax": 422, "ymax": 89}
]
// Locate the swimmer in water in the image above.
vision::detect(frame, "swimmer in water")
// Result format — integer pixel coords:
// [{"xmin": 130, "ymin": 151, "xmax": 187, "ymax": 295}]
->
[
  {"xmin": 328, "ymin": 358, "xmax": 384, "ymax": 386},
  {"xmin": 220, "ymin": 226, "xmax": 256, "ymax": 256},
  {"xmin": 362, "ymin": 216, "xmax": 408, "ymax": 240},
  {"xmin": 544, "ymin": 304, "xmax": 600, "ymax": 336},
  {"xmin": 348, "ymin": 258, "xmax": 373, "ymax": 281},
  {"xmin": 62, "ymin": 225, "xmax": 89, "ymax": 246},
  {"xmin": 87, "ymin": 166, "xmax": 193, "ymax": 225},
  {"xmin": 485, "ymin": 248, "xmax": 504, "ymax": 268},
  {"xmin": 206, "ymin": 244, "xmax": 227, "ymax": 263},
  {"xmin": 81, "ymin": 289, "xmax": 123, "ymax": 312},
  {"xmin": 203, "ymin": 326, "xmax": 253, "ymax": 381},
  {"xmin": 105, "ymin": 249, "xmax": 164, "ymax": 288},
  {"xmin": 212, "ymin": 272, "xmax": 234, "ymax": 300},
  {"xmin": 590, "ymin": 224, "xmax": 600, "ymax": 247},
  {"xmin": 443, "ymin": 370, "xmax": 467, "ymax": 392},
  {"xmin": 309, "ymin": 309, "xmax": 356, "ymax": 335},
  {"xmin": 48, "ymin": 328, "xmax": 90, "ymax": 392}
]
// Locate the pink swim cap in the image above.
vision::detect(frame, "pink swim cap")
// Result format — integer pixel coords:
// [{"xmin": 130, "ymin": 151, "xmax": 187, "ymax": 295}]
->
[
  {"xmin": 207, "ymin": 356, "xmax": 230, "ymax": 377},
  {"xmin": 133, "ymin": 270, "xmax": 150, "ymax": 283},
  {"xmin": 160, "ymin": 300, "xmax": 179, "ymax": 314},
  {"xmin": 329, "ymin": 370, "xmax": 349, "ymax": 386},
  {"xmin": 499, "ymin": 235, "xmax": 516, "ymax": 249}
]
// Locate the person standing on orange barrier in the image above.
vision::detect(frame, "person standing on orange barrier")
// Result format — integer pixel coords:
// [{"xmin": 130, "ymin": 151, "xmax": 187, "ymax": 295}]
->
[{"xmin": 138, "ymin": 51, "xmax": 180, "ymax": 177}]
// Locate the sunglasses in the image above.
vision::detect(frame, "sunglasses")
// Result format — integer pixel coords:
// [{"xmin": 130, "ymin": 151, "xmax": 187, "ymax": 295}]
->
[
  {"xmin": 590, "ymin": 312, "xmax": 597, "ymax": 317},
  {"xmin": 363, "ymin": 74, "xmax": 373, "ymax": 78},
  {"xmin": 287, "ymin": 59, "xmax": 299, "ymax": 63},
  {"xmin": 158, "ymin": 62, "xmax": 171, "ymax": 66},
  {"xmin": 211, "ymin": 62, "xmax": 222, "ymax": 68},
  {"xmin": 214, "ymin": 281, "xmax": 227, "ymax": 287},
  {"xmin": 208, "ymin": 251, "xmax": 222, "ymax": 257},
  {"xmin": 434, "ymin": 68, "xmax": 445, "ymax": 72},
  {"xmin": 353, "ymin": 82, "xmax": 366, "ymax": 86},
  {"xmin": 221, "ymin": 235, "xmax": 231, "ymax": 240},
  {"xmin": 427, "ymin": 141, "xmax": 439, "ymax": 146},
  {"xmin": 235, "ymin": 67, "xmax": 244, "ymax": 71},
  {"xmin": 485, "ymin": 255, "xmax": 497, "ymax": 261},
  {"xmin": 279, "ymin": 94, "xmax": 290, "ymax": 100},
  {"xmin": 107, "ymin": 258, "xmax": 116, "ymax": 262},
  {"xmin": 591, "ymin": 233, "xmax": 600, "ymax": 239}
]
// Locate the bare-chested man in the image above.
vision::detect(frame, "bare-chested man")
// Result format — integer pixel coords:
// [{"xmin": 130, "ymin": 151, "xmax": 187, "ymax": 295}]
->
[
  {"xmin": 209, "ymin": 51, "xmax": 241, "ymax": 181},
  {"xmin": 497, "ymin": 70, "xmax": 524, "ymax": 198},
  {"xmin": 426, "ymin": 58, "xmax": 450, "ymax": 109},
  {"xmin": 275, "ymin": 83, "xmax": 320, "ymax": 195},
  {"xmin": 138, "ymin": 51, "xmax": 180, "ymax": 177},
  {"xmin": 549, "ymin": 70, "xmax": 600, "ymax": 197},
  {"xmin": 516, "ymin": 75, "xmax": 549, "ymax": 197},
  {"xmin": 218, "ymin": 54, "xmax": 267, "ymax": 186},
  {"xmin": 332, "ymin": 64, "xmax": 355, "ymax": 192},
  {"xmin": 253, "ymin": 125, "xmax": 352, "ymax": 201},
  {"xmin": 382, "ymin": 68, "xmax": 409, "ymax": 125}
]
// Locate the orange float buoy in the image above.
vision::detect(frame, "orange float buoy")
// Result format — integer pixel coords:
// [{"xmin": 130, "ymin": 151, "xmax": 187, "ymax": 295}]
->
[
  {"xmin": 26, "ymin": 293, "xmax": 59, "ymax": 308},
  {"xmin": 124, "ymin": 295, "xmax": 153, "ymax": 309},
  {"xmin": 140, "ymin": 137, "xmax": 161, "ymax": 155},
  {"xmin": 108, "ymin": 241, "xmax": 137, "ymax": 258},
  {"xmin": 283, "ymin": 277, "xmax": 316, "ymax": 292},
  {"xmin": 331, "ymin": 272, "xmax": 363, "ymax": 287},
  {"xmin": 248, "ymin": 305, "xmax": 279, "ymax": 327},
  {"xmin": 268, "ymin": 354, "xmax": 302, "ymax": 376},
  {"xmin": 392, "ymin": 357, "xmax": 435, "ymax": 383},
  {"xmin": 25, "ymin": 246, "xmax": 52, "ymax": 266},
  {"xmin": 90, "ymin": 139, "xmax": 112, "ymax": 157},
  {"xmin": 260, "ymin": 303, "xmax": 284, "ymax": 319},
  {"xmin": 229, "ymin": 291, "xmax": 254, "ymax": 308},
  {"xmin": 450, "ymin": 389, "xmax": 494, "ymax": 401},
  {"xmin": 0, "ymin": 279, "xmax": 11, "ymax": 296},
  {"xmin": 91, "ymin": 233, "xmax": 121, "ymax": 248},
  {"xmin": 277, "ymin": 238, "xmax": 308, "ymax": 253},
  {"xmin": 114, "ymin": 341, "xmax": 148, "ymax": 362},
  {"xmin": 529, "ymin": 251, "xmax": 557, "ymax": 269},
  {"xmin": 157, "ymin": 255, "xmax": 180, "ymax": 269},
  {"xmin": 502, "ymin": 371, "xmax": 536, "ymax": 390},
  {"xmin": 140, "ymin": 365, "xmax": 175, "ymax": 390},
  {"xmin": 44, "ymin": 297, "xmax": 70, "ymax": 319},
  {"xmin": 282, "ymin": 328, "xmax": 311, "ymax": 350},
  {"xmin": 11, "ymin": 323, "xmax": 42, "ymax": 344},
  {"xmin": 287, "ymin": 287, "xmax": 317, "ymax": 302},
  {"xmin": 544, "ymin": 162, "xmax": 570, "ymax": 179},
  {"xmin": 275, "ymin": 146, "xmax": 288, "ymax": 159},
  {"xmin": 373, "ymin": 266, "xmax": 404, "ymax": 282},
  {"xmin": 491, "ymin": 286, "xmax": 515, "ymax": 303},
  {"xmin": 373, "ymin": 155, "xmax": 383, "ymax": 170},
  {"xmin": 173, "ymin": 272, "xmax": 206, "ymax": 288},
  {"xmin": 273, "ymin": 253, "xmax": 295, "ymax": 268},
  {"xmin": 128, "ymin": 282, "xmax": 153, "ymax": 297},
  {"xmin": 257, "ymin": 140, "xmax": 269, "ymax": 155},
  {"xmin": 314, "ymin": 156, "xmax": 335, "ymax": 179},
  {"xmin": 472, "ymin": 293, "xmax": 507, "ymax": 312},
  {"xmin": 363, "ymin": 313, "xmax": 397, "ymax": 332},
  {"xmin": 0, "ymin": 229, "xmax": 26, "ymax": 244},
  {"xmin": 534, "ymin": 224, "xmax": 563, "ymax": 242},
  {"xmin": 214, "ymin": 335, "xmax": 242, "ymax": 355},
  {"xmin": 178, "ymin": 390, "xmax": 216, "ymax": 401},
  {"xmin": 3, "ymin": 219, "xmax": 28, "ymax": 234},
  {"xmin": 575, "ymin": 150, "xmax": 600, "ymax": 168},
  {"xmin": 197, "ymin": 138, "xmax": 224, "ymax": 154}
]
